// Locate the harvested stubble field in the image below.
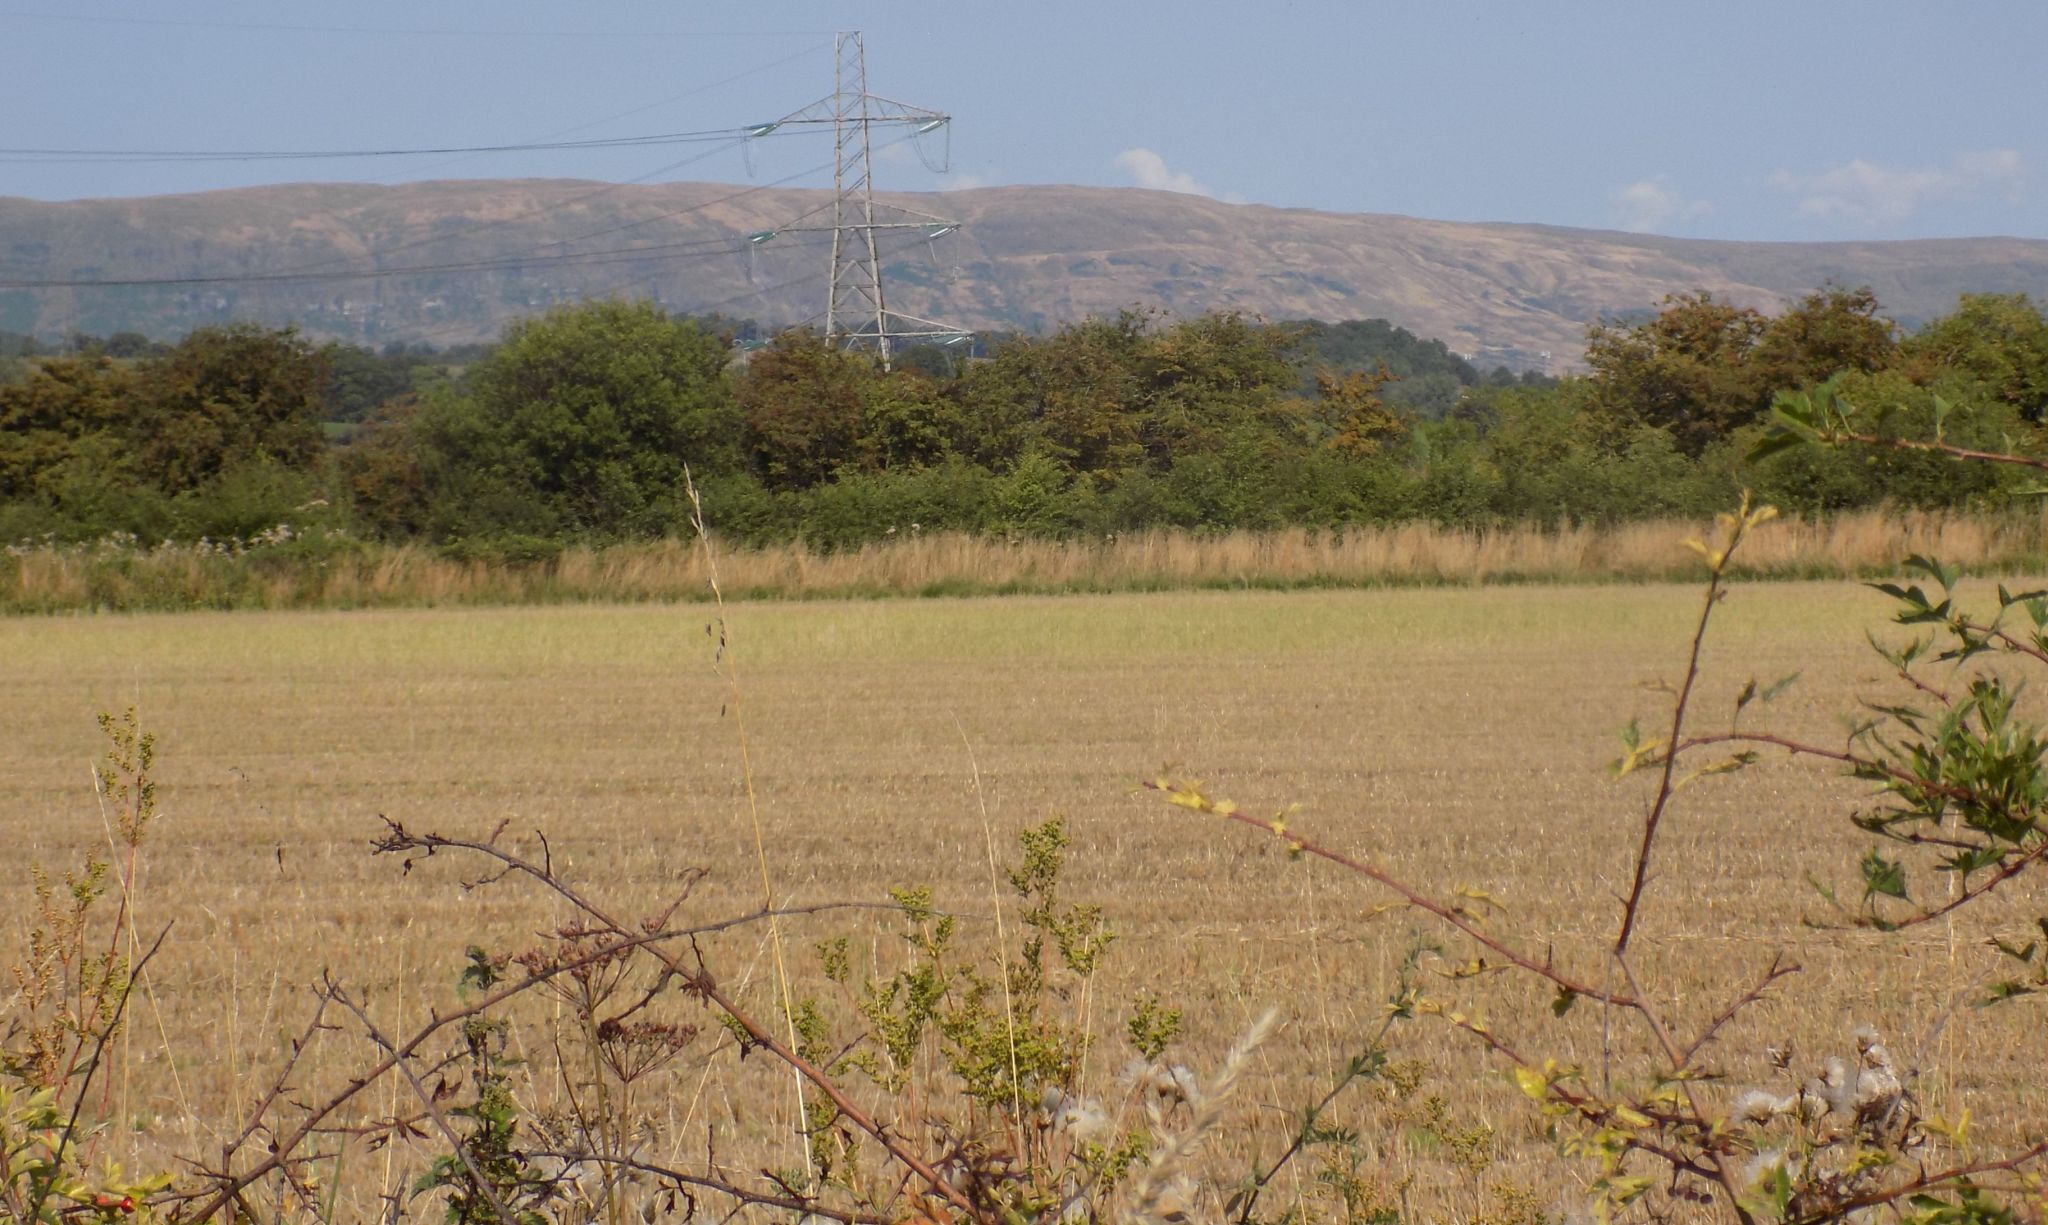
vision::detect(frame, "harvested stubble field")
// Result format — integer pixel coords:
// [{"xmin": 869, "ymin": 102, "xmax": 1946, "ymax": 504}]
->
[{"xmin": 3, "ymin": 578, "xmax": 2042, "ymax": 1219}]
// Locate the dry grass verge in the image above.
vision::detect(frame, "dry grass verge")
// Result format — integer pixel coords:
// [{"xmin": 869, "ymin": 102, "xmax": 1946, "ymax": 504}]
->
[{"xmin": 10, "ymin": 507, "xmax": 2048, "ymax": 611}]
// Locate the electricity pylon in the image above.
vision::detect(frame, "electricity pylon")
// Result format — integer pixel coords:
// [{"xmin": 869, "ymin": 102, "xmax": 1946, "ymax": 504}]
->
[{"xmin": 752, "ymin": 31, "xmax": 969, "ymax": 368}]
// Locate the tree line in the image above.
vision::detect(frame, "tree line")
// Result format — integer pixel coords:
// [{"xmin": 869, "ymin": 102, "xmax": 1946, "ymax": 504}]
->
[{"xmin": 3, "ymin": 288, "xmax": 2046, "ymax": 554}]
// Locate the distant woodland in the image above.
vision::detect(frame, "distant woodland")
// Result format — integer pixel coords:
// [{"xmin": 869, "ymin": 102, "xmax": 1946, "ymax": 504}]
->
[{"xmin": 4, "ymin": 288, "xmax": 2046, "ymax": 555}]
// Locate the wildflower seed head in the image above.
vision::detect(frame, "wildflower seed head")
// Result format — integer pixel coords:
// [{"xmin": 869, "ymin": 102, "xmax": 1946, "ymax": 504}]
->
[
  {"xmin": 1742, "ymin": 1145, "xmax": 1803, "ymax": 1190},
  {"xmin": 1733, "ymin": 1089, "xmax": 1787, "ymax": 1125},
  {"xmin": 1795, "ymin": 1081, "xmax": 1831, "ymax": 1123}
]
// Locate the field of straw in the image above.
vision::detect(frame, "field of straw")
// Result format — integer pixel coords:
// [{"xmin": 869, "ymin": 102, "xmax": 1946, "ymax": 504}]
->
[
  {"xmin": 11, "ymin": 507, "xmax": 2048, "ymax": 611},
  {"xmin": 3, "ymin": 574, "xmax": 2043, "ymax": 1219}
]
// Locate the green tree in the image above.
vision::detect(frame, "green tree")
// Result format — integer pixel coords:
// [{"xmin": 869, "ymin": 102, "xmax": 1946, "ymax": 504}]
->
[
  {"xmin": 1291, "ymin": 316, "xmax": 1480, "ymax": 417},
  {"xmin": 1315, "ymin": 365, "xmax": 1407, "ymax": 459},
  {"xmin": 1583, "ymin": 291, "xmax": 1770, "ymax": 455},
  {"xmin": 1751, "ymin": 285, "xmax": 1898, "ymax": 390},
  {"xmin": 956, "ymin": 313, "xmax": 1149, "ymax": 474},
  {"xmin": 1900, "ymin": 292, "xmax": 2048, "ymax": 420},
  {"xmin": 952, "ymin": 310, "xmax": 1303, "ymax": 480},
  {"xmin": 857, "ymin": 369, "xmax": 961, "ymax": 473},
  {"xmin": 423, "ymin": 300, "xmax": 741, "ymax": 539},
  {"xmin": 1133, "ymin": 311, "xmax": 1302, "ymax": 465},
  {"xmin": 0, "ymin": 356, "xmax": 138, "ymax": 503},
  {"xmin": 322, "ymin": 341, "xmax": 433, "ymax": 423},
  {"xmin": 735, "ymin": 329, "xmax": 868, "ymax": 489},
  {"xmin": 131, "ymin": 325, "xmax": 330, "ymax": 495}
]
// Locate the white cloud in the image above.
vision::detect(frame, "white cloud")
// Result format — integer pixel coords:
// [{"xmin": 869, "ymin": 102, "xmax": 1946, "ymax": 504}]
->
[
  {"xmin": 1115, "ymin": 147, "xmax": 1217, "ymax": 198},
  {"xmin": 1769, "ymin": 149, "xmax": 2025, "ymax": 230},
  {"xmin": 1611, "ymin": 178, "xmax": 1711, "ymax": 233}
]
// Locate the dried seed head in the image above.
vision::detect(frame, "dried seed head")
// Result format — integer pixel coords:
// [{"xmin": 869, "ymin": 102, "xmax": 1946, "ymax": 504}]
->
[
  {"xmin": 1795, "ymin": 1081, "xmax": 1832, "ymax": 1123},
  {"xmin": 1821, "ymin": 1057, "xmax": 1856, "ymax": 1117},
  {"xmin": 1733, "ymin": 1089, "xmax": 1788, "ymax": 1125}
]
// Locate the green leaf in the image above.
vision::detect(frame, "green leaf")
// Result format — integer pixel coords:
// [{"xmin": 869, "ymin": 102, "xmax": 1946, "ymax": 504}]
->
[
  {"xmin": 1746, "ymin": 428, "xmax": 1813, "ymax": 463},
  {"xmin": 1861, "ymin": 849, "xmax": 1909, "ymax": 902},
  {"xmin": 1806, "ymin": 872, "xmax": 1839, "ymax": 907},
  {"xmin": 1902, "ymin": 554, "xmax": 1960, "ymax": 592},
  {"xmin": 1760, "ymin": 671, "xmax": 1800, "ymax": 702},
  {"xmin": 1973, "ymin": 980, "xmax": 2039, "ymax": 1008},
  {"xmin": 1734, "ymin": 677, "xmax": 1758, "ymax": 715},
  {"xmin": 1988, "ymin": 936, "xmax": 2038, "ymax": 964}
]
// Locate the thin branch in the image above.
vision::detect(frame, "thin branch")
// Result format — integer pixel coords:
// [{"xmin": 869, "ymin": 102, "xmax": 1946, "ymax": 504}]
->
[
  {"xmin": 26, "ymin": 921, "xmax": 171, "ymax": 1225},
  {"xmin": 218, "ymin": 986, "xmax": 337, "ymax": 1165},
  {"xmin": 1145, "ymin": 784, "xmax": 1637, "ymax": 1007},
  {"xmin": 525, "ymin": 1151, "xmax": 895, "ymax": 1224},
  {"xmin": 1613, "ymin": 951, "xmax": 1755, "ymax": 1225},
  {"xmin": 1673, "ymin": 730, "xmax": 2048, "ymax": 927},
  {"xmin": 1231, "ymin": 1015, "xmax": 1398, "ymax": 1224},
  {"xmin": 1440, "ymin": 1012, "xmax": 1725, "ymax": 1186},
  {"xmin": 370, "ymin": 821, "xmax": 987, "ymax": 1222},
  {"xmin": 1678, "ymin": 954, "xmax": 1799, "ymax": 1067},
  {"xmin": 1785, "ymin": 1138, "xmax": 2048, "ymax": 1225},
  {"xmin": 1882, "ymin": 838, "xmax": 2048, "ymax": 931},
  {"xmin": 1618, "ymin": 559, "xmax": 1726, "ymax": 955},
  {"xmin": 178, "ymin": 908, "xmax": 864, "ymax": 1222},
  {"xmin": 1826, "ymin": 430, "xmax": 2048, "ymax": 473},
  {"xmin": 1961, "ymin": 616, "xmax": 2048, "ymax": 667},
  {"xmin": 333, "ymin": 985, "xmax": 521, "ymax": 1225}
]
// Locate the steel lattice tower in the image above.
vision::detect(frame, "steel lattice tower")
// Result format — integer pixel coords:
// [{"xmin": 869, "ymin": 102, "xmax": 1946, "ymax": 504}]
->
[{"xmin": 757, "ymin": 32, "xmax": 969, "ymax": 368}]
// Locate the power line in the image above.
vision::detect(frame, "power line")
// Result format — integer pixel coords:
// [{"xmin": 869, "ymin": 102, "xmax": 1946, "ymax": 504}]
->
[
  {"xmin": 174, "ymin": 113, "xmax": 934, "ymax": 284},
  {"xmin": 374, "ymin": 41, "xmax": 830, "ymax": 183},
  {"xmin": 0, "ymin": 10, "xmax": 832, "ymax": 39},
  {"xmin": 0, "ymin": 160, "xmax": 851, "ymax": 291},
  {"xmin": 397, "ymin": 226, "xmax": 939, "ymax": 346},
  {"xmin": 0, "ymin": 232, "xmax": 828, "ymax": 290},
  {"xmin": 0, "ymin": 122, "xmax": 938, "ymax": 293},
  {"xmin": 0, "ymin": 126, "xmax": 822, "ymax": 164}
]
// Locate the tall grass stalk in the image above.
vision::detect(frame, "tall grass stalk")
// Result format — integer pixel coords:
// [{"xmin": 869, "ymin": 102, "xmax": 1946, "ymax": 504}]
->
[
  {"xmin": 961, "ymin": 722, "xmax": 1027, "ymax": 1135},
  {"xmin": 683, "ymin": 471, "xmax": 813, "ymax": 1178}
]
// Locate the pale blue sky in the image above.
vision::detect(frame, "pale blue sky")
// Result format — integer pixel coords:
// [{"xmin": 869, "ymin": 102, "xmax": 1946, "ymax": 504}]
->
[{"xmin": 4, "ymin": 1, "xmax": 2043, "ymax": 241}]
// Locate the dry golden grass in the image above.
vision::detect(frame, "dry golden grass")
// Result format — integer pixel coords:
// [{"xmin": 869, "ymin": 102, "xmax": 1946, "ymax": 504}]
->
[
  {"xmin": 2, "ymin": 574, "xmax": 2043, "ymax": 1219},
  {"xmin": 13, "ymin": 507, "xmax": 2048, "ymax": 611}
]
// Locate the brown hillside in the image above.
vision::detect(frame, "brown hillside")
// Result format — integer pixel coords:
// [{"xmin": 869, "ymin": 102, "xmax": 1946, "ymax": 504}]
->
[{"xmin": 3, "ymin": 179, "xmax": 2045, "ymax": 369}]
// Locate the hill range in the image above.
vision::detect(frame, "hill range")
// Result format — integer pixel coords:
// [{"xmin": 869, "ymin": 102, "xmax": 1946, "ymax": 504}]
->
[{"xmin": 4, "ymin": 179, "xmax": 2047, "ymax": 370}]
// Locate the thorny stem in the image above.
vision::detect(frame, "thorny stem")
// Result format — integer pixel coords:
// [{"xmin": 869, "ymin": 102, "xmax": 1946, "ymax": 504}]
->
[
  {"xmin": 1613, "ymin": 952, "xmax": 1756, "ymax": 1225},
  {"xmin": 1146, "ymin": 784, "xmax": 1638, "ymax": 1007},
  {"xmin": 371, "ymin": 821, "xmax": 989, "ymax": 1222},
  {"xmin": 522, "ymin": 1151, "xmax": 896, "ymax": 1224},
  {"xmin": 1616, "ymin": 545, "xmax": 1729, "ymax": 956},
  {"xmin": 1678, "ymin": 955, "xmax": 1799, "ymax": 1067},
  {"xmin": 332, "ymin": 986, "xmax": 522, "ymax": 1225},
  {"xmin": 1675, "ymin": 730, "xmax": 2048, "ymax": 927},
  {"xmin": 177, "ymin": 905, "xmax": 879, "ymax": 1223},
  {"xmin": 24, "ymin": 922, "xmax": 170, "ymax": 1225},
  {"xmin": 1825, "ymin": 430, "xmax": 2048, "ymax": 473}
]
